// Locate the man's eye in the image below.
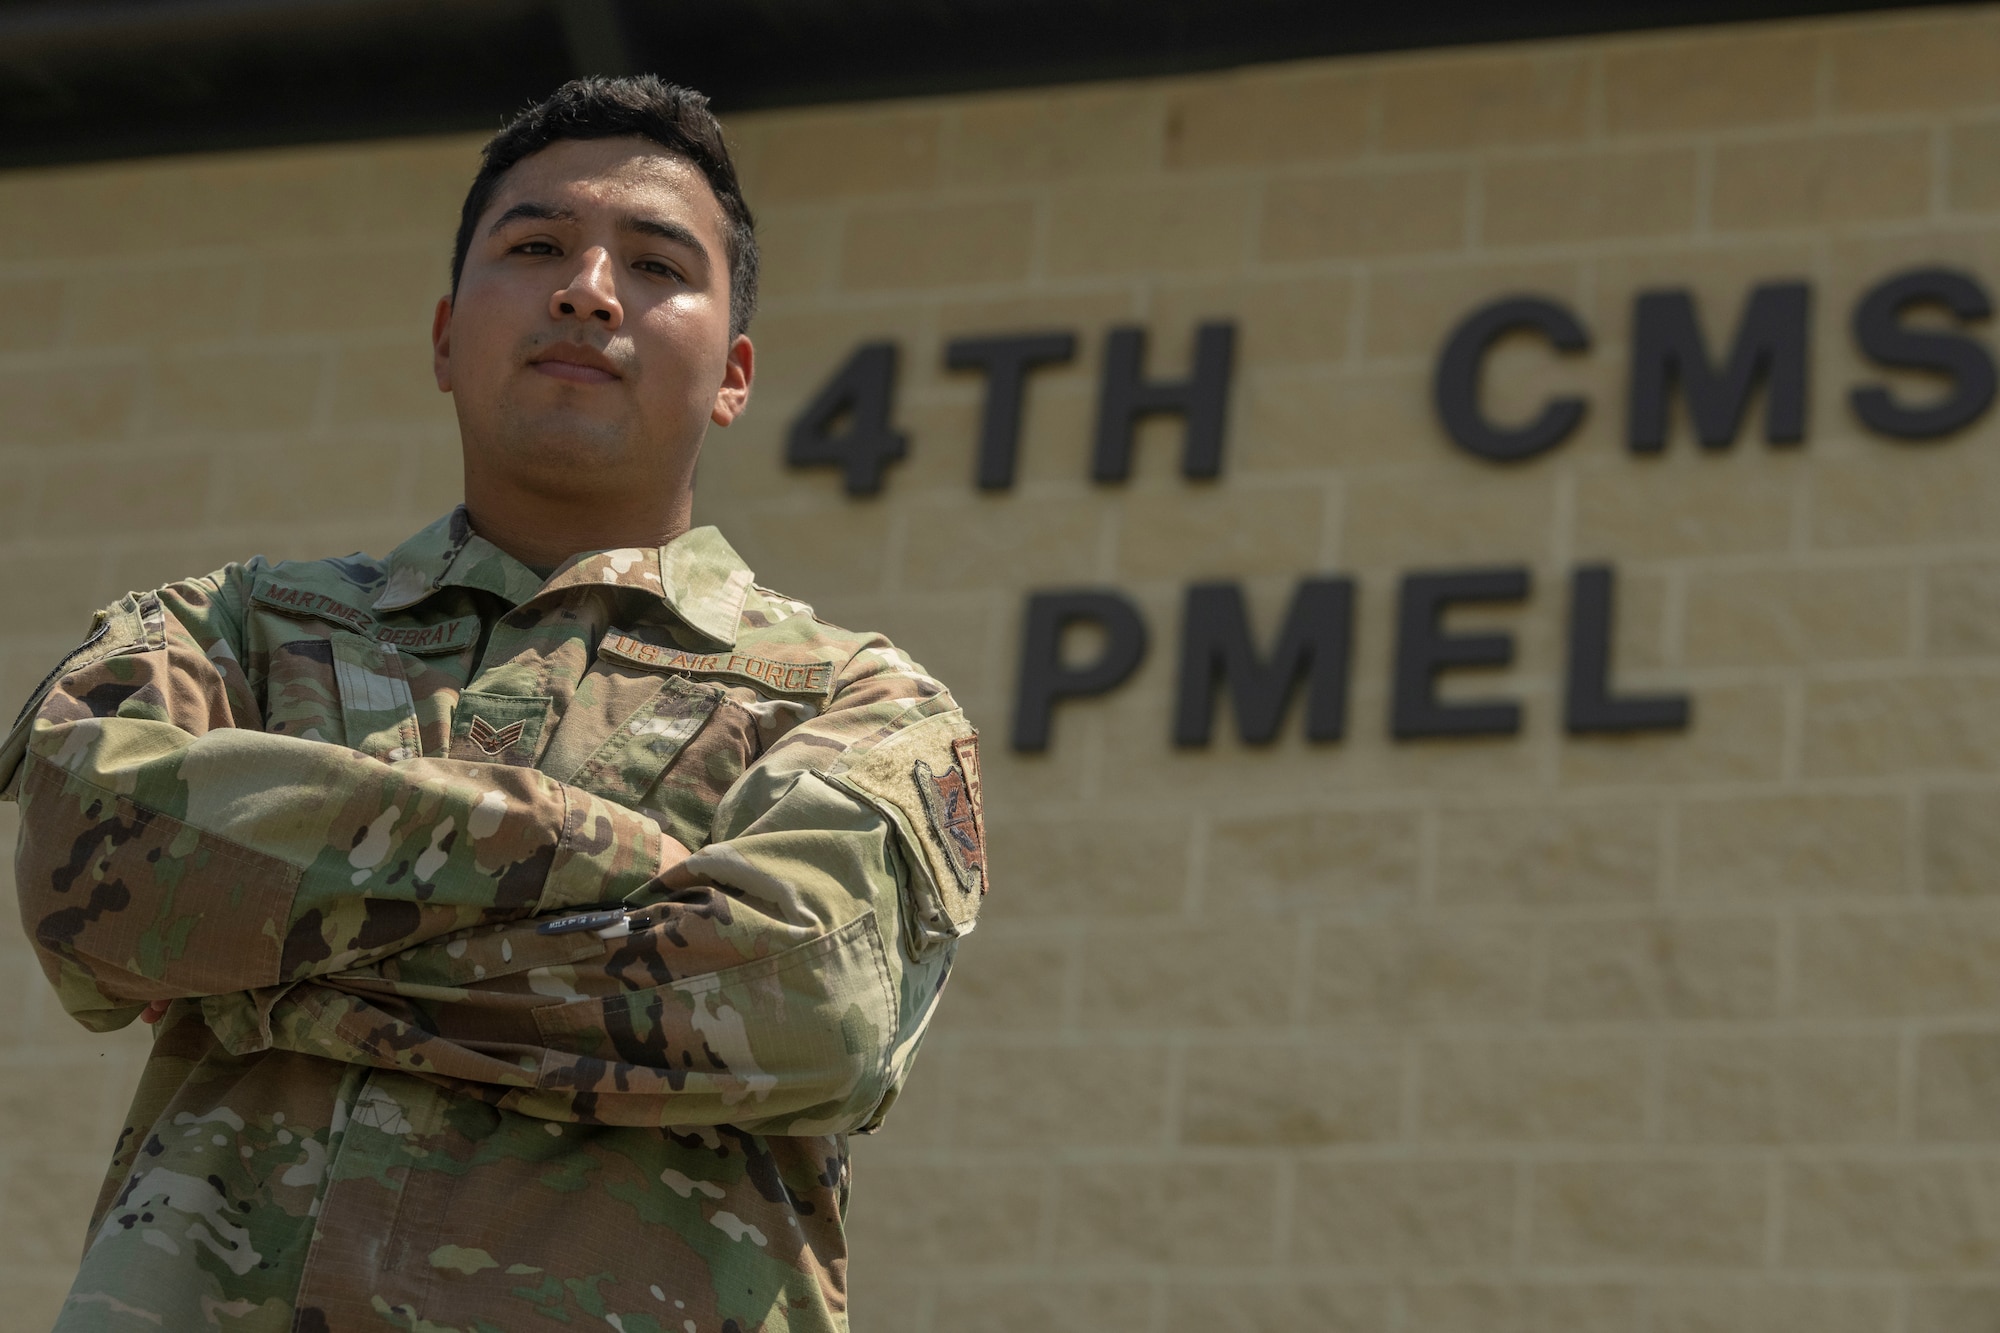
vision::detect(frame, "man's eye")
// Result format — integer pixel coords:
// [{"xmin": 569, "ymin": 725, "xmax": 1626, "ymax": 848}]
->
[
  {"xmin": 636, "ymin": 260, "xmax": 685, "ymax": 281},
  {"xmin": 513, "ymin": 241, "xmax": 558, "ymax": 255}
]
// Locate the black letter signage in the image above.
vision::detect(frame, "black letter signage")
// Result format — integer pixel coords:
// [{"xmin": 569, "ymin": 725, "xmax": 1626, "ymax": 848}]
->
[
  {"xmin": 1850, "ymin": 267, "xmax": 1997, "ymax": 440},
  {"xmin": 945, "ymin": 332, "xmax": 1077, "ymax": 489},
  {"xmin": 1628, "ymin": 282, "xmax": 1809, "ymax": 451},
  {"xmin": 1013, "ymin": 590, "xmax": 1148, "ymax": 752},
  {"xmin": 1173, "ymin": 579, "xmax": 1354, "ymax": 746},
  {"xmin": 1092, "ymin": 322, "xmax": 1236, "ymax": 481},
  {"xmin": 786, "ymin": 341, "xmax": 908, "ymax": 495},
  {"xmin": 798, "ymin": 262, "xmax": 2000, "ymax": 757},
  {"xmin": 1392, "ymin": 568, "xmax": 1530, "ymax": 739},
  {"xmin": 1434, "ymin": 297, "xmax": 1590, "ymax": 462},
  {"xmin": 1564, "ymin": 565, "xmax": 1689, "ymax": 734}
]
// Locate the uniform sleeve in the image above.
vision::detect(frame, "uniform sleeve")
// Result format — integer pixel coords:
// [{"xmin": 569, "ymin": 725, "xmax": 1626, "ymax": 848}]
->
[
  {"xmin": 203, "ymin": 641, "xmax": 985, "ymax": 1136},
  {"xmin": 2, "ymin": 574, "xmax": 663, "ymax": 1033}
]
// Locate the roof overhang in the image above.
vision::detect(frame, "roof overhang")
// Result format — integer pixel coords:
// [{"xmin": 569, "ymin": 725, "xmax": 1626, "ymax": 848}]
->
[{"xmin": 0, "ymin": 0, "xmax": 1968, "ymax": 169}]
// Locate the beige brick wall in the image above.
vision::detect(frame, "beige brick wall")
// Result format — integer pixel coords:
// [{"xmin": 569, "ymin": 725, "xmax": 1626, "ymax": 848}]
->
[{"xmin": 7, "ymin": 5, "xmax": 2000, "ymax": 1327}]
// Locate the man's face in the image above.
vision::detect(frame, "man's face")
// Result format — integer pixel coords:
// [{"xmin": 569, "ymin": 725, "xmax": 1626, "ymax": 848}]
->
[{"xmin": 433, "ymin": 136, "xmax": 752, "ymax": 503}]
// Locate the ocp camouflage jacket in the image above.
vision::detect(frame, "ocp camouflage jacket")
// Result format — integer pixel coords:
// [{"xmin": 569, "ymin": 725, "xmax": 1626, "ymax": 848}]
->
[{"xmin": 0, "ymin": 507, "xmax": 986, "ymax": 1333}]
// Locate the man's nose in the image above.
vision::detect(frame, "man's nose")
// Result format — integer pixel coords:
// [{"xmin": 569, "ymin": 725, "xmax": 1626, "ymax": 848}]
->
[{"xmin": 549, "ymin": 248, "xmax": 622, "ymax": 329}]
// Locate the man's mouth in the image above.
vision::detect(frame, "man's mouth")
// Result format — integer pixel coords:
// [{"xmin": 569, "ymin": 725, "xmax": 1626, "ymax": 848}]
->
[{"xmin": 529, "ymin": 345, "xmax": 623, "ymax": 384}]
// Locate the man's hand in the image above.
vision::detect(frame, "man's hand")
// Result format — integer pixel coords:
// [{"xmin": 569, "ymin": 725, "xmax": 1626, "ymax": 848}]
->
[{"xmin": 141, "ymin": 1000, "xmax": 170, "ymax": 1024}]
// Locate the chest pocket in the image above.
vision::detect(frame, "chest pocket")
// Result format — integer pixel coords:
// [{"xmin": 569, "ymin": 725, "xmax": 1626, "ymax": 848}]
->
[
  {"xmin": 264, "ymin": 633, "xmax": 423, "ymax": 760},
  {"xmin": 542, "ymin": 669, "xmax": 721, "ymax": 806},
  {"xmin": 331, "ymin": 635, "xmax": 422, "ymax": 760},
  {"xmin": 264, "ymin": 637, "xmax": 342, "ymax": 743},
  {"xmin": 253, "ymin": 579, "xmax": 476, "ymax": 759}
]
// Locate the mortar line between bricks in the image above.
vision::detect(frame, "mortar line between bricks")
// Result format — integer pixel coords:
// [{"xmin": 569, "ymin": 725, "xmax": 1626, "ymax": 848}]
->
[
  {"xmin": 1270, "ymin": 1151, "xmax": 1296, "ymax": 1272},
  {"xmin": 1160, "ymin": 1037, "xmax": 1187, "ymax": 1151},
  {"xmin": 1346, "ymin": 260, "xmax": 1371, "ymax": 370},
  {"xmin": 1896, "ymin": 1021, "xmax": 1920, "ymax": 1143},
  {"xmin": 1512, "ymin": 1156, "xmax": 1535, "ymax": 1269},
  {"xmin": 1764, "ymin": 1154, "xmax": 1786, "ymax": 1269},
  {"xmin": 1931, "ymin": 122, "xmax": 1952, "ymax": 219},
  {"xmin": 1414, "ymin": 804, "xmax": 1440, "ymax": 912},
  {"xmin": 1903, "ymin": 783, "xmax": 1928, "ymax": 905},
  {"xmin": 1641, "ymin": 1027, "xmax": 1664, "ymax": 1145}
]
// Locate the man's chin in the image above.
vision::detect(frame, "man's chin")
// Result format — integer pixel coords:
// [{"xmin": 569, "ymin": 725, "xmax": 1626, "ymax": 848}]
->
[
  {"xmin": 478, "ymin": 426, "xmax": 620, "ymax": 472},
  {"xmin": 467, "ymin": 422, "xmax": 689, "ymax": 497}
]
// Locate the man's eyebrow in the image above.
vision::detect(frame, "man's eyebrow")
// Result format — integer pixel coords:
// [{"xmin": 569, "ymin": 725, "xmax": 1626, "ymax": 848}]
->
[
  {"xmin": 487, "ymin": 202, "xmax": 579, "ymax": 234},
  {"xmin": 621, "ymin": 215, "xmax": 709, "ymax": 261}
]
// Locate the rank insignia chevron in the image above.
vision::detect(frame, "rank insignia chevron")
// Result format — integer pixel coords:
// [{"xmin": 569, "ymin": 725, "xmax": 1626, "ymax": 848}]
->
[{"xmin": 466, "ymin": 715, "xmax": 526, "ymax": 755}]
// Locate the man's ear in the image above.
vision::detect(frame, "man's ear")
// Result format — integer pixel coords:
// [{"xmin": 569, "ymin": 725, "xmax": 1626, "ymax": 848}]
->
[
  {"xmin": 432, "ymin": 295, "xmax": 454, "ymax": 393},
  {"xmin": 710, "ymin": 334, "xmax": 755, "ymax": 427}
]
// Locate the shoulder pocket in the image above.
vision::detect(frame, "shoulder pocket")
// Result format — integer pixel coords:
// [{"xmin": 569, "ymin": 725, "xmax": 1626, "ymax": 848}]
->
[
  {"xmin": 2, "ymin": 598, "xmax": 147, "ymax": 796},
  {"xmin": 824, "ymin": 709, "xmax": 988, "ymax": 960}
]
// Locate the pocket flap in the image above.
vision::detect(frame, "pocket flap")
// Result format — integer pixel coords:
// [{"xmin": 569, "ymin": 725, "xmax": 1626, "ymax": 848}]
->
[{"xmin": 449, "ymin": 691, "xmax": 554, "ymax": 766}]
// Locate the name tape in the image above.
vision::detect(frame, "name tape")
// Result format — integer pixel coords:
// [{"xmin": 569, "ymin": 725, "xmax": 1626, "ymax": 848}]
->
[
  {"xmin": 372, "ymin": 618, "xmax": 478, "ymax": 655},
  {"xmin": 253, "ymin": 586, "xmax": 475, "ymax": 655}
]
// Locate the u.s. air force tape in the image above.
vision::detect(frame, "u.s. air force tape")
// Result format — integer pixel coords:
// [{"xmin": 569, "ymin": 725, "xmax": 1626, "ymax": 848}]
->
[{"xmin": 598, "ymin": 633, "xmax": 835, "ymax": 703}]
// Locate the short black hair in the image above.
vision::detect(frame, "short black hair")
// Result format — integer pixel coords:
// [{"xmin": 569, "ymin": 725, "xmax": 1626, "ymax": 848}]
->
[{"xmin": 451, "ymin": 75, "xmax": 758, "ymax": 339}]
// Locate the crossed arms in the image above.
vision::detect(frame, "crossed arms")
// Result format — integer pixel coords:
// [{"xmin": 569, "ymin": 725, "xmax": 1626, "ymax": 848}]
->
[{"xmin": 3, "ymin": 574, "xmax": 956, "ymax": 1135}]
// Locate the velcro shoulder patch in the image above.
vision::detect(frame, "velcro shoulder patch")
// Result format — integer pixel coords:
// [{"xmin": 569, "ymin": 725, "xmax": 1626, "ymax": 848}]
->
[
  {"xmin": 599, "ymin": 632, "xmax": 835, "ymax": 703},
  {"xmin": 3, "ymin": 594, "xmax": 151, "ymax": 794},
  {"xmin": 825, "ymin": 709, "xmax": 987, "ymax": 957}
]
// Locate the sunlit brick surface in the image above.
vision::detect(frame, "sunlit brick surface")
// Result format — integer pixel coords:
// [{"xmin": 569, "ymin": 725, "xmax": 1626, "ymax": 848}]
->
[{"xmin": 10, "ymin": 7, "xmax": 2000, "ymax": 1328}]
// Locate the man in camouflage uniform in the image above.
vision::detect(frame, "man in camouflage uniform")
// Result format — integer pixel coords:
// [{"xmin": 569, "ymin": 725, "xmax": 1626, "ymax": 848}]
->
[{"xmin": 1, "ymin": 75, "xmax": 984, "ymax": 1332}]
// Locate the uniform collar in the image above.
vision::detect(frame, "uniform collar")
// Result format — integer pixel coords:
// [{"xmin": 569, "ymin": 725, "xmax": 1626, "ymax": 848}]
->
[{"xmin": 373, "ymin": 506, "xmax": 753, "ymax": 648}]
